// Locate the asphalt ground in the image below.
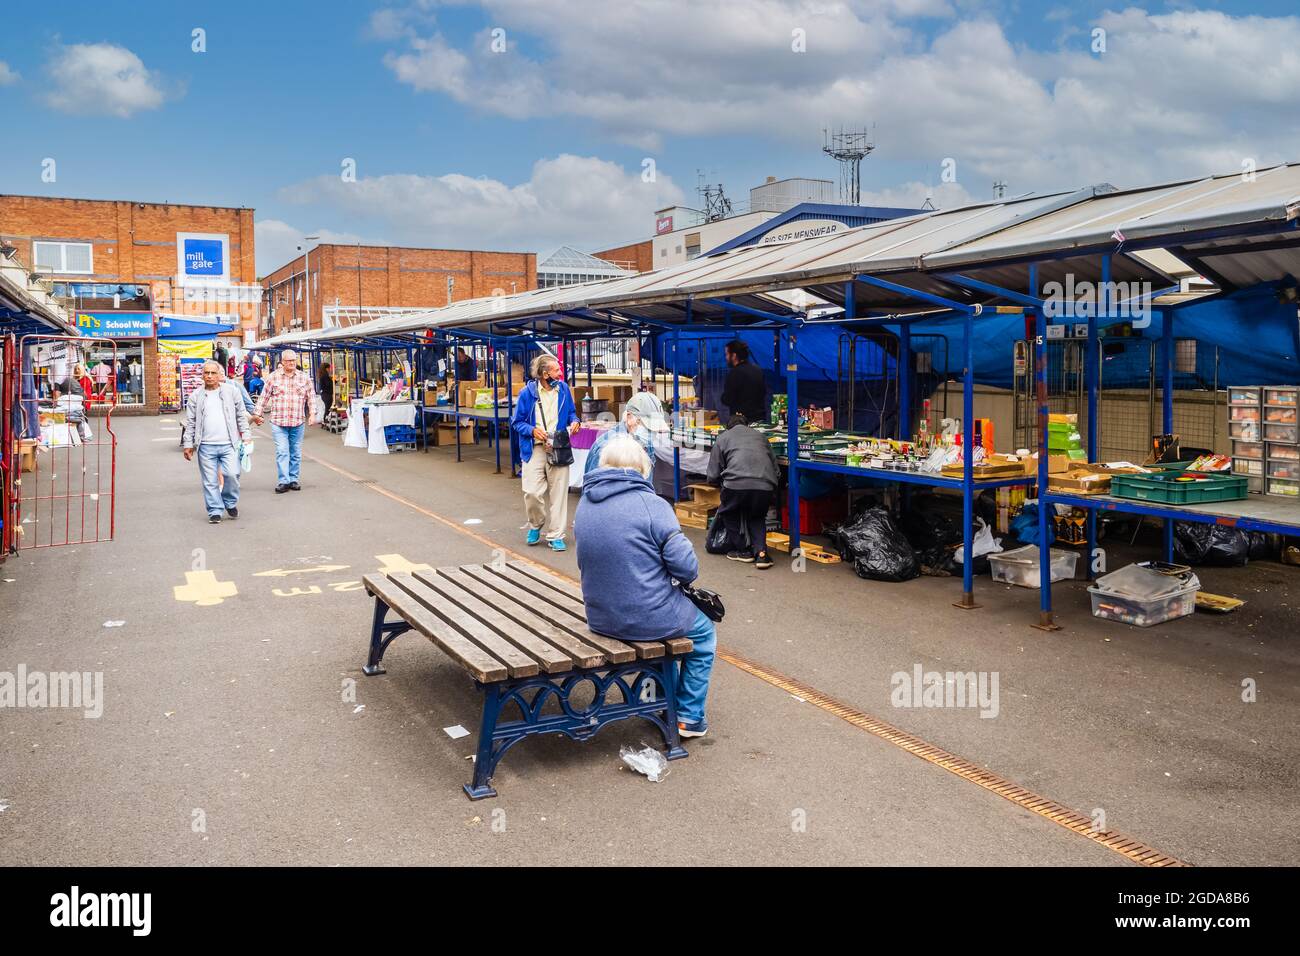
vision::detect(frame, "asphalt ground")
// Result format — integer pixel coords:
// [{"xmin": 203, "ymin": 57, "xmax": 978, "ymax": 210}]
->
[{"xmin": 1, "ymin": 416, "xmax": 1297, "ymax": 866}]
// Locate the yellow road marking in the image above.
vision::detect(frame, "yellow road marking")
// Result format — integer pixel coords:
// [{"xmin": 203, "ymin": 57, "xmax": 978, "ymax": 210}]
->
[
  {"xmin": 375, "ymin": 553, "xmax": 432, "ymax": 574},
  {"xmin": 173, "ymin": 570, "xmax": 237, "ymax": 607},
  {"xmin": 253, "ymin": 565, "xmax": 350, "ymax": 577},
  {"xmin": 305, "ymin": 448, "xmax": 1187, "ymax": 866}
]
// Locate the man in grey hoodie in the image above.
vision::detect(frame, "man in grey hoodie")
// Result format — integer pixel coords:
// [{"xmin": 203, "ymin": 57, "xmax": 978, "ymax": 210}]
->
[{"xmin": 707, "ymin": 413, "xmax": 779, "ymax": 568}]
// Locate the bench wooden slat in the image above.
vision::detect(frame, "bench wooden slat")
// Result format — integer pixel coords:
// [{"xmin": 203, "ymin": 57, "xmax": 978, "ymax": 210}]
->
[
  {"xmin": 413, "ymin": 569, "xmax": 577, "ymax": 673},
  {"xmin": 507, "ymin": 560, "xmax": 585, "ymax": 599},
  {"xmin": 484, "ymin": 565, "xmax": 668, "ymax": 662},
  {"xmin": 437, "ymin": 568, "xmax": 605, "ymax": 668},
  {"xmin": 663, "ymin": 637, "xmax": 694, "ymax": 656},
  {"xmin": 505, "ymin": 563, "xmax": 692, "ymax": 659},
  {"xmin": 388, "ymin": 573, "xmax": 541, "ymax": 679},
  {"xmin": 362, "ymin": 574, "xmax": 509, "ymax": 683},
  {"xmin": 460, "ymin": 565, "xmax": 638, "ymax": 664}
]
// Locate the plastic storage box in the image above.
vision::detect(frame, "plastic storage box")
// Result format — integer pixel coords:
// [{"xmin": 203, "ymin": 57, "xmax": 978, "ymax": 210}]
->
[
  {"xmin": 1109, "ymin": 471, "xmax": 1249, "ymax": 504},
  {"xmin": 1229, "ymin": 420, "xmax": 1262, "ymax": 441},
  {"xmin": 1268, "ymin": 477, "xmax": 1300, "ymax": 497},
  {"xmin": 1263, "ymin": 422, "xmax": 1299, "ymax": 443},
  {"xmin": 1088, "ymin": 581, "xmax": 1198, "ymax": 626},
  {"xmin": 1264, "ymin": 387, "xmax": 1297, "ymax": 407},
  {"xmin": 1232, "ymin": 440, "xmax": 1263, "ymax": 459},
  {"xmin": 1088, "ymin": 562, "xmax": 1200, "ymax": 627},
  {"xmin": 1269, "ymin": 443, "xmax": 1300, "ymax": 460},
  {"xmin": 1229, "ymin": 387, "xmax": 1262, "ymax": 405},
  {"xmin": 988, "ymin": 545, "xmax": 1079, "ymax": 588}
]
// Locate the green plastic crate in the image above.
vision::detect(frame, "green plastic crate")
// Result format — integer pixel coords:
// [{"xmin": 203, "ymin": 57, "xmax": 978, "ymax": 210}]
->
[{"xmin": 1109, "ymin": 471, "xmax": 1248, "ymax": 504}]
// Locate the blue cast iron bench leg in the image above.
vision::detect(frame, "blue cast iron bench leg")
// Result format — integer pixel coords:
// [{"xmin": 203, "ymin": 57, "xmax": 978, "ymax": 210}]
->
[{"xmin": 361, "ymin": 571, "xmax": 691, "ymax": 800}]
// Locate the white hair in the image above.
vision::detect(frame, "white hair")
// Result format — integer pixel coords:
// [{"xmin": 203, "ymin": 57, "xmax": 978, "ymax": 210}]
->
[
  {"xmin": 531, "ymin": 353, "xmax": 559, "ymax": 379},
  {"xmin": 598, "ymin": 433, "xmax": 652, "ymax": 478},
  {"xmin": 281, "ymin": 349, "xmax": 299, "ymax": 361}
]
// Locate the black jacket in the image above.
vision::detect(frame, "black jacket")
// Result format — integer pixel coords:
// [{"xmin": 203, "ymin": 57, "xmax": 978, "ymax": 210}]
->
[{"xmin": 721, "ymin": 360, "xmax": 768, "ymax": 425}]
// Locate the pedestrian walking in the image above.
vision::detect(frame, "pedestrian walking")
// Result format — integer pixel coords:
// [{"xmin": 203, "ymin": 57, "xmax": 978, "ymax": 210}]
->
[
  {"xmin": 707, "ymin": 412, "xmax": 779, "ymax": 569},
  {"xmin": 253, "ymin": 348, "xmax": 315, "ymax": 493},
  {"xmin": 182, "ymin": 360, "xmax": 250, "ymax": 524},
  {"xmin": 510, "ymin": 353, "xmax": 579, "ymax": 551},
  {"xmin": 575, "ymin": 434, "xmax": 717, "ymax": 738}
]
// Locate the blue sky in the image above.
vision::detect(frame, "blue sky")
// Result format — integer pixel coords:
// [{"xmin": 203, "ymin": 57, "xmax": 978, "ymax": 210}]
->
[{"xmin": 2, "ymin": 0, "xmax": 1299, "ymax": 275}]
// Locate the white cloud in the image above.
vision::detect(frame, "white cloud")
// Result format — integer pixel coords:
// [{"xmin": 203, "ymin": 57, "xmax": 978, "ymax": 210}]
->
[
  {"xmin": 43, "ymin": 43, "xmax": 168, "ymax": 118},
  {"xmin": 254, "ymin": 220, "xmax": 365, "ymax": 277},
  {"xmin": 378, "ymin": 3, "xmax": 1300, "ymax": 194},
  {"xmin": 275, "ymin": 154, "xmax": 685, "ymax": 257},
  {"xmin": 860, "ymin": 180, "xmax": 977, "ymax": 211},
  {"xmin": 0, "ymin": 61, "xmax": 19, "ymax": 86}
]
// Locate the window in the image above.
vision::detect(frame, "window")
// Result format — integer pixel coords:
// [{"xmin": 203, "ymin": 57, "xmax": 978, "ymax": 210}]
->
[
  {"xmin": 83, "ymin": 343, "xmax": 145, "ymax": 407},
  {"xmin": 685, "ymin": 233, "xmax": 701, "ymax": 259},
  {"xmin": 33, "ymin": 241, "xmax": 93, "ymax": 275}
]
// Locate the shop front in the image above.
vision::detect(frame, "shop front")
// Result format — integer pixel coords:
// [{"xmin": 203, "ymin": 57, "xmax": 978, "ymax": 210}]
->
[{"xmin": 72, "ymin": 310, "xmax": 154, "ymax": 413}]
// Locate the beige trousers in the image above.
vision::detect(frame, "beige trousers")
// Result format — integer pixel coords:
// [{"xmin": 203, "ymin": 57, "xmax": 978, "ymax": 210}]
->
[{"xmin": 522, "ymin": 446, "xmax": 570, "ymax": 540}]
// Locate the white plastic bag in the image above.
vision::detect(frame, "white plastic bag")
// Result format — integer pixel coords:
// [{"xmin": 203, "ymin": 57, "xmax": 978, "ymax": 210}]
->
[
  {"xmin": 956, "ymin": 518, "xmax": 1002, "ymax": 563},
  {"xmin": 313, "ymin": 394, "xmax": 327, "ymax": 421},
  {"xmin": 620, "ymin": 744, "xmax": 670, "ymax": 782},
  {"xmin": 240, "ymin": 441, "xmax": 254, "ymax": 473}
]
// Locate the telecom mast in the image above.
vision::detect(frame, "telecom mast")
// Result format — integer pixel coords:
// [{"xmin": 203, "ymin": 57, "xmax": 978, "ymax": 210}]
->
[{"xmin": 822, "ymin": 127, "xmax": 875, "ymax": 204}]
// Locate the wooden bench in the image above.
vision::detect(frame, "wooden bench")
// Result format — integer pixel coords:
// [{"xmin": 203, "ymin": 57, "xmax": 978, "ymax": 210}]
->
[{"xmin": 361, "ymin": 560, "xmax": 693, "ymax": 799}]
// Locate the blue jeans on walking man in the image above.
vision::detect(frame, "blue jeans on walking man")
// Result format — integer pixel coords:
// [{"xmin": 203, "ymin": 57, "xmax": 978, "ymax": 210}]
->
[
  {"xmin": 272, "ymin": 423, "xmax": 304, "ymax": 485},
  {"xmin": 675, "ymin": 608, "xmax": 717, "ymax": 725},
  {"xmin": 198, "ymin": 443, "xmax": 240, "ymax": 517}
]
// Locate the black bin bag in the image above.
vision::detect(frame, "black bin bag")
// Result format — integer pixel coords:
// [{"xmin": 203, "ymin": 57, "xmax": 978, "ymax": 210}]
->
[
  {"xmin": 1173, "ymin": 521, "xmax": 1249, "ymax": 567},
  {"xmin": 826, "ymin": 506, "xmax": 919, "ymax": 582}
]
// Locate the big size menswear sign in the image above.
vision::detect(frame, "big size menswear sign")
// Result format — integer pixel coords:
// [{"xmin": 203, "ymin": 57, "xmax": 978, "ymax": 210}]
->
[{"xmin": 176, "ymin": 233, "xmax": 230, "ymax": 285}]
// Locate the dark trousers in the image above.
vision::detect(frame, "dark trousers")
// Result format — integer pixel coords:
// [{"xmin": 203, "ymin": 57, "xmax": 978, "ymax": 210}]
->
[{"xmin": 720, "ymin": 487, "xmax": 772, "ymax": 555}]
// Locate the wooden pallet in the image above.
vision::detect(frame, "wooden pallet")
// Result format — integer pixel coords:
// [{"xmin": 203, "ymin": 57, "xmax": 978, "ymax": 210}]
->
[{"xmin": 764, "ymin": 533, "xmax": 841, "ymax": 563}]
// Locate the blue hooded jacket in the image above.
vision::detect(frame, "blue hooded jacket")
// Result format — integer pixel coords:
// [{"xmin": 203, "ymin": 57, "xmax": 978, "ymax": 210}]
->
[
  {"xmin": 511, "ymin": 378, "xmax": 578, "ymax": 463},
  {"xmin": 574, "ymin": 467, "xmax": 701, "ymax": 641}
]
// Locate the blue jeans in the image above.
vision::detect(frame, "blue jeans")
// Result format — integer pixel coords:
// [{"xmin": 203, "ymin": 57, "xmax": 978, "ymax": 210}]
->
[
  {"xmin": 197, "ymin": 443, "xmax": 239, "ymax": 516},
  {"xmin": 272, "ymin": 423, "xmax": 304, "ymax": 485},
  {"xmin": 675, "ymin": 608, "xmax": 717, "ymax": 724}
]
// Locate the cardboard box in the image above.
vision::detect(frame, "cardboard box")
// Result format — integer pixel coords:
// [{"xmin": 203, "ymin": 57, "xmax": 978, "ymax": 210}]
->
[
  {"xmin": 685, "ymin": 483, "xmax": 721, "ymax": 510},
  {"xmin": 456, "ymin": 378, "xmax": 483, "ymax": 408},
  {"xmin": 1048, "ymin": 463, "xmax": 1146, "ymax": 495},
  {"xmin": 17, "ymin": 439, "xmax": 38, "ymax": 473},
  {"xmin": 674, "ymin": 504, "xmax": 711, "ymax": 530},
  {"xmin": 692, "ymin": 408, "xmax": 719, "ymax": 428},
  {"xmin": 435, "ymin": 422, "xmax": 477, "ymax": 446},
  {"xmin": 594, "ymin": 384, "xmax": 633, "ymax": 405}
]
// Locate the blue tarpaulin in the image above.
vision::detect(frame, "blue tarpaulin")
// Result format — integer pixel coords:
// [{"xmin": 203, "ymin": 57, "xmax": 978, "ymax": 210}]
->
[{"xmin": 649, "ymin": 282, "xmax": 1300, "ymax": 393}]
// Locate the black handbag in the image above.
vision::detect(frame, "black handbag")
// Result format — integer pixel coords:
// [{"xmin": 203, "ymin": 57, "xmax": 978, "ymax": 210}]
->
[
  {"xmin": 536, "ymin": 388, "xmax": 575, "ymax": 467},
  {"xmin": 680, "ymin": 583, "xmax": 725, "ymax": 622}
]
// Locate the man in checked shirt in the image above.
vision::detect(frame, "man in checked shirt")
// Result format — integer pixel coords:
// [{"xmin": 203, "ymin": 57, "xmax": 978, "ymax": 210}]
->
[{"xmin": 253, "ymin": 348, "xmax": 316, "ymax": 493}]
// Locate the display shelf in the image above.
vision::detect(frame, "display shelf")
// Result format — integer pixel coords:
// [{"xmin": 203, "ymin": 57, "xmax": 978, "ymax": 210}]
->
[
  {"xmin": 776, "ymin": 455, "xmax": 1037, "ymax": 491},
  {"xmin": 1042, "ymin": 490, "xmax": 1300, "ymax": 537}
]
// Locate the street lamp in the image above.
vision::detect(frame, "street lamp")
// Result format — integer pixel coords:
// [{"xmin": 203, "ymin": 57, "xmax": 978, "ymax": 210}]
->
[{"xmin": 298, "ymin": 236, "xmax": 319, "ymax": 328}]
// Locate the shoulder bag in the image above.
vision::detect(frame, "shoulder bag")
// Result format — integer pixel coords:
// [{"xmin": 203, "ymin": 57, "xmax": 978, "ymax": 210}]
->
[{"xmin": 536, "ymin": 387, "xmax": 574, "ymax": 467}]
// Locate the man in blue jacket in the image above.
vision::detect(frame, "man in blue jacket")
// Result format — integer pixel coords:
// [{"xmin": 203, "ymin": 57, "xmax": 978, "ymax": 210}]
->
[
  {"xmin": 511, "ymin": 353, "xmax": 580, "ymax": 551},
  {"xmin": 575, "ymin": 434, "xmax": 717, "ymax": 738}
]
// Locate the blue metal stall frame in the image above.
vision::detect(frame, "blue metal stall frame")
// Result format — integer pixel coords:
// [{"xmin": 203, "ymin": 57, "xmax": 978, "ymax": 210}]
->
[{"xmin": 933, "ymin": 241, "xmax": 1300, "ymax": 629}]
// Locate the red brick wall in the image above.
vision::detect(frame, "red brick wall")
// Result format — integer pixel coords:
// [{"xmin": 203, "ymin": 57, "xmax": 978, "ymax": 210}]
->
[
  {"xmin": 592, "ymin": 240, "xmax": 653, "ymax": 273},
  {"xmin": 0, "ymin": 194, "xmax": 255, "ymax": 417},
  {"xmin": 262, "ymin": 244, "xmax": 537, "ymax": 334},
  {"xmin": 0, "ymin": 195, "xmax": 255, "ymax": 287}
]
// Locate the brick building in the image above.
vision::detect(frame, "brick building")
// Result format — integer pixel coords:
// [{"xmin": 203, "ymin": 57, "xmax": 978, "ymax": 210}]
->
[
  {"xmin": 262, "ymin": 244, "xmax": 537, "ymax": 335},
  {"xmin": 593, "ymin": 240, "xmax": 653, "ymax": 273},
  {"xmin": 0, "ymin": 194, "xmax": 258, "ymax": 415}
]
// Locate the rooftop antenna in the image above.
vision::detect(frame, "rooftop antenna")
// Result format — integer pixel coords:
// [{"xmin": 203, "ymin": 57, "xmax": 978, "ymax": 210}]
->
[
  {"xmin": 993, "ymin": 180, "xmax": 1008, "ymax": 200},
  {"xmin": 696, "ymin": 169, "xmax": 733, "ymax": 222},
  {"xmin": 822, "ymin": 126, "xmax": 875, "ymax": 204}
]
